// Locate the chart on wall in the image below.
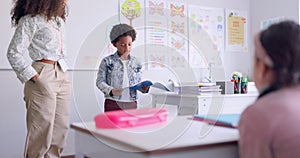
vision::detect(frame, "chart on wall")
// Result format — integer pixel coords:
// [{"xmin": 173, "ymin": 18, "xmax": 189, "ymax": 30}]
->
[
  {"xmin": 167, "ymin": 1, "xmax": 188, "ymax": 69},
  {"xmin": 145, "ymin": 0, "xmax": 188, "ymax": 70},
  {"xmin": 145, "ymin": 0, "xmax": 167, "ymax": 46},
  {"xmin": 225, "ymin": 9, "xmax": 248, "ymax": 52},
  {"xmin": 188, "ymin": 6, "xmax": 225, "ymax": 68}
]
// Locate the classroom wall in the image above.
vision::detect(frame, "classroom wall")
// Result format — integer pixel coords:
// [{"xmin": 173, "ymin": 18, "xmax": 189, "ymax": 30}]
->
[
  {"xmin": 0, "ymin": 0, "xmax": 117, "ymax": 156},
  {"xmin": 249, "ymin": 0, "xmax": 299, "ymax": 78},
  {"xmin": 251, "ymin": 0, "xmax": 299, "ymax": 35},
  {"xmin": 1, "ymin": 0, "xmax": 298, "ymax": 157}
]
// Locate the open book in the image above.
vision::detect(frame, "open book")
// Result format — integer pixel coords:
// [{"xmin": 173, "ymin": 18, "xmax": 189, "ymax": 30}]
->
[
  {"xmin": 128, "ymin": 80, "xmax": 171, "ymax": 92},
  {"xmin": 192, "ymin": 114, "xmax": 240, "ymax": 128}
]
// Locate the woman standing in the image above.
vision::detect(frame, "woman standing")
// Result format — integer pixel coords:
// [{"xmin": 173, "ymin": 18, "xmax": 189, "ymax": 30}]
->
[{"xmin": 7, "ymin": 0, "xmax": 71, "ymax": 157}]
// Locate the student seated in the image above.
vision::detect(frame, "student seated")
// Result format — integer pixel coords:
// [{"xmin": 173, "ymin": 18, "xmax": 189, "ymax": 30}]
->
[{"xmin": 238, "ymin": 21, "xmax": 300, "ymax": 158}]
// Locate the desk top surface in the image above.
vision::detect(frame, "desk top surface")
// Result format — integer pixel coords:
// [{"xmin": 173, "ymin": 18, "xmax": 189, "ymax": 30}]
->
[
  {"xmin": 151, "ymin": 92, "xmax": 258, "ymax": 98},
  {"xmin": 71, "ymin": 115, "xmax": 238, "ymax": 153}
]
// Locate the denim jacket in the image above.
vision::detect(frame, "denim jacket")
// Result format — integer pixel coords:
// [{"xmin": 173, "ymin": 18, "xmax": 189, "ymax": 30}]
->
[{"xmin": 96, "ymin": 52, "xmax": 142, "ymax": 101}]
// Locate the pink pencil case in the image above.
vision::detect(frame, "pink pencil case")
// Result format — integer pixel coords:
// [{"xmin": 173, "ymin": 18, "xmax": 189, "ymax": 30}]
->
[{"xmin": 94, "ymin": 108, "xmax": 168, "ymax": 129}]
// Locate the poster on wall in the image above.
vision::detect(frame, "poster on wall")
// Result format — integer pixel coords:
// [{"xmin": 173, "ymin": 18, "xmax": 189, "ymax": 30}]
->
[
  {"xmin": 188, "ymin": 5, "xmax": 225, "ymax": 68},
  {"xmin": 120, "ymin": 0, "xmax": 144, "ymax": 26},
  {"xmin": 260, "ymin": 16, "xmax": 285, "ymax": 30},
  {"xmin": 167, "ymin": 1, "xmax": 188, "ymax": 69},
  {"xmin": 145, "ymin": 0, "xmax": 188, "ymax": 70},
  {"xmin": 145, "ymin": 0, "xmax": 168, "ymax": 69},
  {"xmin": 119, "ymin": 0, "xmax": 146, "ymax": 62},
  {"xmin": 145, "ymin": 0, "xmax": 168, "ymax": 46},
  {"xmin": 225, "ymin": 9, "xmax": 248, "ymax": 52}
]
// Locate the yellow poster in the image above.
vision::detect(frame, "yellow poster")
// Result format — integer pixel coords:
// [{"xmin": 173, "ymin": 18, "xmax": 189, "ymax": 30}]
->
[
  {"xmin": 225, "ymin": 10, "xmax": 248, "ymax": 52},
  {"xmin": 228, "ymin": 16, "xmax": 244, "ymax": 46}
]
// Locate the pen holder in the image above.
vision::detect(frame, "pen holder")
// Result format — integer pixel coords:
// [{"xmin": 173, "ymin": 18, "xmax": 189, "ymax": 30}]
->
[
  {"xmin": 233, "ymin": 78, "xmax": 241, "ymax": 94},
  {"xmin": 241, "ymin": 77, "xmax": 248, "ymax": 94},
  {"xmin": 231, "ymin": 71, "xmax": 242, "ymax": 94}
]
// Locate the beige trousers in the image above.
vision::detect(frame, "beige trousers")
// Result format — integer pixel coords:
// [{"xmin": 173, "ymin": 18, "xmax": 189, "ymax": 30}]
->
[{"xmin": 23, "ymin": 62, "xmax": 71, "ymax": 158}]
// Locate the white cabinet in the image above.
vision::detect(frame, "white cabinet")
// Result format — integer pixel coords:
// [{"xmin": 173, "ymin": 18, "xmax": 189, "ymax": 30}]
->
[{"xmin": 152, "ymin": 93, "xmax": 258, "ymax": 115}]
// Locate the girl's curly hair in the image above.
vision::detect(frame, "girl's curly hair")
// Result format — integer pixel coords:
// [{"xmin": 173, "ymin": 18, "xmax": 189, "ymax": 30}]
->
[
  {"xmin": 11, "ymin": 0, "xmax": 68, "ymax": 26},
  {"xmin": 110, "ymin": 23, "xmax": 137, "ymax": 44}
]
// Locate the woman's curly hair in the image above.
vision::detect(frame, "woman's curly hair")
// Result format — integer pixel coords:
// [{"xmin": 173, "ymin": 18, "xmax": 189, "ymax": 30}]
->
[{"xmin": 11, "ymin": 0, "xmax": 68, "ymax": 26}]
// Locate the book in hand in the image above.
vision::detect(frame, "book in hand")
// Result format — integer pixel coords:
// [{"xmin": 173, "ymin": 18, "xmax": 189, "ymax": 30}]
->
[
  {"xmin": 192, "ymin": 114, "xmax": 240, "ymax": 128},
  {"xmin": 129, "ymin": 80, "xmax": 171, "ymax": 92}
]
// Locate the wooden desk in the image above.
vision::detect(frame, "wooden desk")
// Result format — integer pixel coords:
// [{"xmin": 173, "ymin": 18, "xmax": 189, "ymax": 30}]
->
[
  {"xmin": 71, "ymin": 116, "xmax": 239, "ymax": 158},
  {"xmin": 151, "ymin": 93, "xmax": 257, "ymax": 115}
]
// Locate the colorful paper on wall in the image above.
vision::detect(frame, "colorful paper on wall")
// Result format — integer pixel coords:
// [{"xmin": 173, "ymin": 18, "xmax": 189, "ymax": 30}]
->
[
  {"xmin": 260, "ymin": 16, "xmax": 285, "ymax": 30},
  {"xmin": 225, "ymin": 9, "xmax": 248, "ymax": 52},
  {"xmin": 188, "ymin": 6, "xmax": 224, "ymax": 68},
  {"xmin": 168, "ymin": 1, "xmax": 188, "ymax": 58}
]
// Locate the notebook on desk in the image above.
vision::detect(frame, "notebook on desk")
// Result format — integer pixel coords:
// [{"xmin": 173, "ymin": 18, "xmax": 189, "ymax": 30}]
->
[{"xmin": 192, "ymin": 114, "xmax": 240, "ymax": 128}]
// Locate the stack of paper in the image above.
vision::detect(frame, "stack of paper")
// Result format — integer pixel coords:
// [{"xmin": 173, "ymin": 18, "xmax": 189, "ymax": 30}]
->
[
  {"xmin": 199, "ymin": 85, "xmax": 222, "ymax": 95},
  {"xmin": 176, "ymin": 83, "xmax": 222, "ymax": 95}
]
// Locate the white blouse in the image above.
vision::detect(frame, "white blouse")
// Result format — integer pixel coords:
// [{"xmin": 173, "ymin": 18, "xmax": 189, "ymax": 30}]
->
[
  {"xmin": 7, "ymin": 14, "xmax": 67, "ymax": 83},
  {"xmin": 120, "ymin": 60, "xmax": 131, "ymax": 102}
]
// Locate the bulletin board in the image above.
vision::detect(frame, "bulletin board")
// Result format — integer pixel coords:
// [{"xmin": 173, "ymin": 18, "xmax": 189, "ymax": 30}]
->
[{"xmin": 114, "ymin": 0, "xmax": 235, "ymax": 71}]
